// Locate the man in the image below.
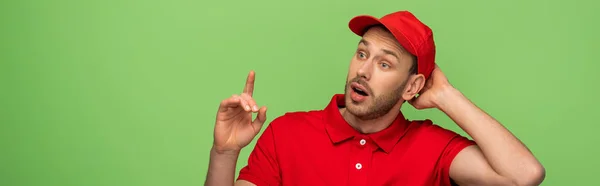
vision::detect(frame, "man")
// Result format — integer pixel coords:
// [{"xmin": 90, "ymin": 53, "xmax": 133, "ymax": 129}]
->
[{"xmin": 205, "ymin": 10, "xmax": 545, "ymax": 186}]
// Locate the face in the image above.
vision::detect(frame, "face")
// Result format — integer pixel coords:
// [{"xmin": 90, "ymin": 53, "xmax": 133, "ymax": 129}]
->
[{"xmin": 344, "ymin": 26, "xmax": 416, "ymax": 120}]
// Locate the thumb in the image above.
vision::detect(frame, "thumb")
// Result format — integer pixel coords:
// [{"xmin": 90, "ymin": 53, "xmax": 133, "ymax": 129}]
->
[{"xmin": 251, "ymin": 106, "xmax": 268, "ymax": 132}]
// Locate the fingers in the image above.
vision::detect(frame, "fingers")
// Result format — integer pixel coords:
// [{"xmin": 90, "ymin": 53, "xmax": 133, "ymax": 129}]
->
[
  {"xmin": 407, "ymin": 100, "xmax": 419, "ymax": 109},
  {"xmin": 243, "ymin": 70, "xmax": 256, "ymax": 97},
  {"xmin": 240, "ymin": 93, "xmax": 259, "ymax": 112},
  {"xmin": 218, "ymin": 94, "xmax": 253, "ymax": 112},
  {"xmin": 219, "ymin": 70, "xmax": 260, "ymax": 113},
  {"xmin": 238, "ymin": 96, "xmax": 251, "ymax": 112},
  {"xmin": 419, "ymin": 78, "xmax": 434, "ymax": 94},
  {"xmin": 218, "ymin": 95, "xmax": 242, "ymax": 112},
  {"xmin": 252, "ymin": 106, "xmax": 268, "ymax": 131},
  {"xmin": 407, "ymin": 97, "xmax": 424, "ymax": 110},
  {"xmin": 420, "ymin": 83, "xmax": 432, "ymax": 94},
  {"xmin": 219, "ymin": 93, "xmax": 260, "ymax": 113}
]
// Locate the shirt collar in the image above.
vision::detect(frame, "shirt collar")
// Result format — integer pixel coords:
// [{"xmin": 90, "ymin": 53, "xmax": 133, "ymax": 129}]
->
[{"xmin": 323, "ymin": 94, "xmax": 410, "ymax": 153}]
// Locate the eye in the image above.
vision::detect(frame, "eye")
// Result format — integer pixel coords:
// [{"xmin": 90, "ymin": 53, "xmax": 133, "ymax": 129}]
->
[
  {"xmin": 380, "ymin": 62, "xmax": 390, "ymax": 69},
  {"xmin": 357, "ymin": 51, "xmax": 367, "ymax": 59}
]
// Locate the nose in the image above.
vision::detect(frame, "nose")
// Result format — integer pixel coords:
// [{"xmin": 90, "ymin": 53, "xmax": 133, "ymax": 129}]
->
[{"xmin": 356, "ymin": 59, "xmax": 373, "ymax": 81}]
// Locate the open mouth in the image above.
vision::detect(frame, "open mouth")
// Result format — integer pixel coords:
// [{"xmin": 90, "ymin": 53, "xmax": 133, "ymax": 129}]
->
[{"xmin": 351, "ymin": 83, "xmax": 369, "ymax": 96}]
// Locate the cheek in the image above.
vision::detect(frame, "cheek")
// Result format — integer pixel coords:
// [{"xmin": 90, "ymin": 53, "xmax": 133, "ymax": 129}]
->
[
  {"xmin": 371, "ymin": 75, "xmax": 405, "ymax": 94},
  {"xmin": 347, "ymin": 60, "xmax": 360, "ymax": 78}
]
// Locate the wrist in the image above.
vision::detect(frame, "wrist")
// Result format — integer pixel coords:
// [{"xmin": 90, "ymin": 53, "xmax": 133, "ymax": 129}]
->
[
  {"xmin": 434, "ymin": 85, "xmax": 464, "ymax": 111},
  {"xmin": 211, "ymin": 145, "xmax": 241, "ymax": 157}
]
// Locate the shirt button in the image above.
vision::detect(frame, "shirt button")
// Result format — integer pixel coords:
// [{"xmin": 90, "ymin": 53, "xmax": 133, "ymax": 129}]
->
[
  {"xmin": 359, "ymin": 139, "xmax": 366, "ymax": 145},
  {"xmin": 355, "ymin": 163, "xmax": 362, "ymax": 170}
]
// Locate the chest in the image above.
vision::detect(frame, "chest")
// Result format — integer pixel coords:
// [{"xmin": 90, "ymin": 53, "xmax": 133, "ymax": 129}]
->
[{"xmin": 276, "ymin": 136, "xmax": 446, "ymax": 186}]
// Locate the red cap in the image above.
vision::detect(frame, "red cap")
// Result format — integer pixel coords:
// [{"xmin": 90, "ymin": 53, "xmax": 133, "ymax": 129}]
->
[{"xmin": 349, "ymin": 11, "xmax": 436, "ymax": 79}]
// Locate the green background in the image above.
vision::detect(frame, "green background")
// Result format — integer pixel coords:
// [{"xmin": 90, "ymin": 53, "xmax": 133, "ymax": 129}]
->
[{"xmin": 1, "ymin": 0, "xmax": 598, "ymax": 185}]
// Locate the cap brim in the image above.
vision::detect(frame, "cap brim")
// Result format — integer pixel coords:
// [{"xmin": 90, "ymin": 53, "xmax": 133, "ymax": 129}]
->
[
  {"xmin": 348, "ymin": 14, "xmax": 415, "ymax": 57},
  {"xmin": 349, "ymin": 15, "xmax": 384, "ymax": 36}
]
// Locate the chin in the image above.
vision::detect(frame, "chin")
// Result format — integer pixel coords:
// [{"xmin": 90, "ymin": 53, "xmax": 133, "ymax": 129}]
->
[{"xmin": 344, "ymin": 98, "xmax": 367, "ymax": 116}]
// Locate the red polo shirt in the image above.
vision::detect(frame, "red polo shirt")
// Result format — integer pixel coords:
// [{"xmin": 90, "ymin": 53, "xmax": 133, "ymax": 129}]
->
[{"xmin": 237, "ymin": 94, "xmax": 475, "ymax": 186}]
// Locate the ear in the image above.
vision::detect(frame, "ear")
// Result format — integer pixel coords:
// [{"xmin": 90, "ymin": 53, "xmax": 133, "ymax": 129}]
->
[{"xmin": 402, "ymin": 74, "xmax": 426, "ymax": 101}]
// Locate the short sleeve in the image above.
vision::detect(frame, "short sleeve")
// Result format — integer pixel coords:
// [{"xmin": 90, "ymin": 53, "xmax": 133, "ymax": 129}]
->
[
  {"xmin": 237, "ymin": 123, "xmax": 281, "ymax": 186},
  {"xmin": 437, "ymin": 134, "xmax": 476, "ymax": 186}
]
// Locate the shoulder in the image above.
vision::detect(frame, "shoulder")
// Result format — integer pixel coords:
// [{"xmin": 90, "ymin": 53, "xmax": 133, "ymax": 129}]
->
[
  {"xmin": 411, "ymin": 119, "xmax": 464, "ymax": 138},
  {"xmin": 404, "ymin": 119, "xmax": 476, "ymax": 167},
  {"xmin": 264, "ymin": 109, "xmax": 327, "ymax": 136},
  {"xmin": 405, "ymin": 120, "xmax": 476, "ymax": 185},
  {"xmin": 269, "ymin": 110, "xmax": 323, "ymax": 125},
  {"xmin": 406, "ymin": 119, "xmax": 474, "ymax": 148}
]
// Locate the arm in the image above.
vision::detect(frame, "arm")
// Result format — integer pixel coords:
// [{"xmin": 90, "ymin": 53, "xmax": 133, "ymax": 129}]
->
[
  {"xmin": 409, "ymin": 65, "xmax": 545, "ymax": 186},
  {"xmin": 439, "ymin": 87, "xmax": 545, "ymax": 186},
  {"xmin": 205, "ymin": 70, "xmax": 266, "ymax": 186},
  {"xmin": 206, "ymin": 122, "xmax": 282, "ymax": 186},
  {"xmin": 205, "ymin": 148, "xmax": 256, "ymax": 186}
]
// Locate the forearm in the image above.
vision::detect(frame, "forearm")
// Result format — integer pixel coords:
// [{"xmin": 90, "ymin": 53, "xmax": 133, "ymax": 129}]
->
[
  {"xmin": 436, "ymin": 86, "xmax": 544, "ymax": 185},
  {"xmin": 205, "ymin": 146, "xmax": 240, "ymax": 186}
]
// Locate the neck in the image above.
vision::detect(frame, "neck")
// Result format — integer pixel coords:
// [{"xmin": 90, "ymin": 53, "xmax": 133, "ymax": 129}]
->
[{"xmin": 339, "ymin": 104, "xmax": 402, "ymax": 134}]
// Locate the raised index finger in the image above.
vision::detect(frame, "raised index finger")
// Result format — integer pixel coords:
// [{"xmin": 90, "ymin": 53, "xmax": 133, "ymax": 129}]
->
[{"xmin": 243, "ymin": 70, "xmax": 255, "ymax": 96}]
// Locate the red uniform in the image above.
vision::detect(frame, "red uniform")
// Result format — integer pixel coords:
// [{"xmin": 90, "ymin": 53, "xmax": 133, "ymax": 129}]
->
[{"xmin": 238, "ymin": 94, "xmax": 475, "ymax": 186}]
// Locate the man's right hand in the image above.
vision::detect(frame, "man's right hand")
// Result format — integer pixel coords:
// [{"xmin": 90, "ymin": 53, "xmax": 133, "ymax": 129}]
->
[{"xmin": 213, "ymin": 70, "xmax": 268, "ymax": 155}]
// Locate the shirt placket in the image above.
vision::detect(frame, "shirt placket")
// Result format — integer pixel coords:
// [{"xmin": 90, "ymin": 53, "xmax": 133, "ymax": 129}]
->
[{"xmin": 348, "ymin": 135, "xmax": 374, "ymax": 186}]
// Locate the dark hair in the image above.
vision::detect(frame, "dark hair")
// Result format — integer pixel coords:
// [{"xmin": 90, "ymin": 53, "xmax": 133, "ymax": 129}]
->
[
  {"xmin": 362, "ymin": 25, "xmax": 418, "ymax": 75},
  {"xmin": 408, "ymin": 54, "xmax": 418, "ymax": 75}
]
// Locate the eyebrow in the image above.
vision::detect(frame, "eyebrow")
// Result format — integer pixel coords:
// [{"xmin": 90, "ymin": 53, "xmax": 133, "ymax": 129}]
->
[
  {"xmin": 382, "ymin": 49, "xmax": 400, "ymax": 61},
  {"xmin": 358, "ymin": 39, "xmax": 369, "ymax": 46},
  {"xmin": 358, "ymin": 39, "xmax": 400, "ymax": 61}
]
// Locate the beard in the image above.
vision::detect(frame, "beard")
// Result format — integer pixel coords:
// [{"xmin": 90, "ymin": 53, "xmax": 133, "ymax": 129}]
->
[{"xmin": 344, "ymin": 77, "xmax": 407, "ymax": 120}]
